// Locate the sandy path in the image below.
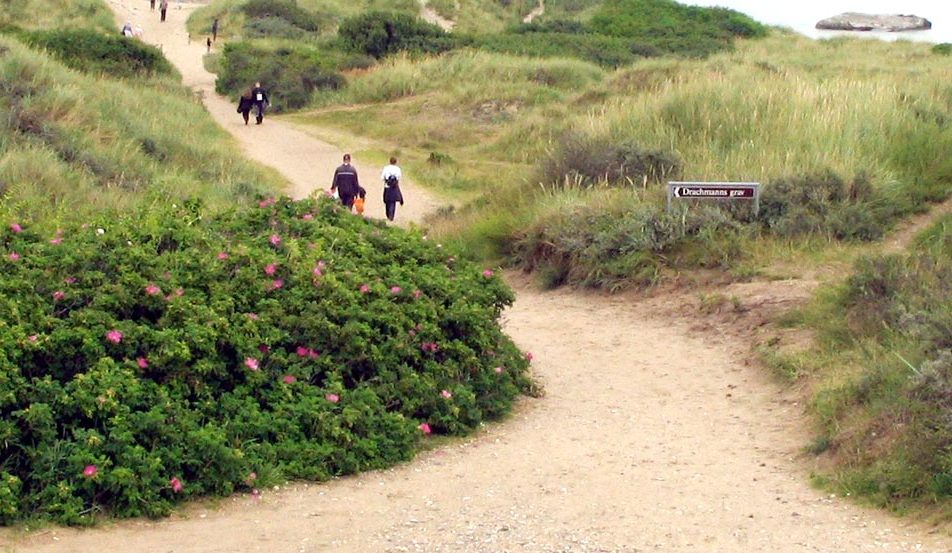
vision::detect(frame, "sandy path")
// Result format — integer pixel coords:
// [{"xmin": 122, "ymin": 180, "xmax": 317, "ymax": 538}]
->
[
  {"xmin": 108, "ymin": 0, "xmax": 437, "ymax": 224},
  {"xmin": 523, "ymin": 0, "xmax": 545, "ymax": 24},
  {"xmin": 420, "ymin": 0, "xmax": 456, "ymax": 32}
]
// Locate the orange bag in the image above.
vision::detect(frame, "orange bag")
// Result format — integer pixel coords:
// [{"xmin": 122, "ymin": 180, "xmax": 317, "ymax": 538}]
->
[{"xmin": 353, "ymin": 196, "xmax": 365, "ymax": 215}]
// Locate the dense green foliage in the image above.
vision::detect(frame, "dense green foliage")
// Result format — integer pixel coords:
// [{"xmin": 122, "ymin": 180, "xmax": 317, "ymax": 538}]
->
[
  {"xmin": 20, "ymin": 29, "xmax": 173, "ymax": 79},
  {"xmin": 799, "ymin": 216, "xmax": 952, "ymax": 506},
  {"xmin": 590, "ymin": 0, "xmax": 767, "ymax": 57},
  {"xmin": 471, "ymin": 29, "xmax": 659, "ymax": 67},
  {"xmin": 337, "ymin": 11, "xmax": 454, "ymax": 59},
  {"xmin": 0, "ymin": 37, "xmax": 280, "ymax": 223},
  {"xmin": 0, "ymin": 197, "xmax": 531, "ymax": 524},
  {"xmin": 241, "ymin": 0, "xmax": 324, "ymax": 32},
  {"xmin": 0, "ymin": 0, "xmax": 114, "ymax": 33},
  {"xmin": 215, "ymin": 41, "xmax": 346, "ymax": 111}
]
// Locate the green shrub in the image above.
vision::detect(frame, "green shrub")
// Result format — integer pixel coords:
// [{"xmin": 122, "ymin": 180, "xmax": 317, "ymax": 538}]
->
[
  {"xmin": 590, "ymin": 0, "xmax": 767, "ymax": 57},
  {"xmin": 0, "ymin": 197, "xmax": 532, "ymax": 524},
  {"xmin": 337, "ymin": 11, "xmax": 454, "ymax": 59},
  {"xmin": 21, "ymin": 29, "xmax": 173, "ymax": 78},
  {"xmin": 540, "ymin": 131, "xmax": 683, "ymax": 187},
  {"xmin": 932, "ymin": 43, "xmax": 952, "ymax": 56},
  {"xmin": 242, "ymin": 16, "xmax": 307, "ymax": 39},
  {"xmin": 472, "ymin": 31, "xmax": 659, "ymax": 67},
  {"xmin": 240, "ymin": 0, "xmax": 323, "ymax": 32},
  {"xmin": 216, "ymin": 41, "xmax": 345, "ymax": 111},
  {"xmin": 758, "ymin": 170, "xmax": 891, "ymax": 240}
]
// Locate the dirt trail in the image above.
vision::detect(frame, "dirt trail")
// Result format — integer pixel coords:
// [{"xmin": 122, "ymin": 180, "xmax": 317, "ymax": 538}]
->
[
  {"xmin": 3, "ymin": 2, "xmax": 952, "ymax": 552},
  {"xmin": 523, "ymin": 0, "xmax": 545, "ymax": 24},
  {"xmin": 420, "ymin": 0, "xmax": 456, "ymax": 32},
  {"xmin": 107, "ymin": 0, "xmax": 438, "ymax": 224}
]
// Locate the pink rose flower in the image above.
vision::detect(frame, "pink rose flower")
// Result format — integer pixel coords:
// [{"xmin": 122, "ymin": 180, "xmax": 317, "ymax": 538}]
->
[
  {"xmin": 282, "ymin": 375, "xmax": 297, "ymax": 384},
  {"xmin": 137, "ymin": 357, "xmax": 149, "ymax": 369},
  {"xmin": 441, "ymin": 389, "xmax": 452, "ymax": 399},
  {"xmin": 494, "ymin": 366, "xmax": 504, "ymax": 374},
  {"xmin": 49, "ymin": 237, "xmax": 62, "ymax": 245},
  {"xmin": 145, "ymin": 283, "xmax": 161, "ymax": 296},
  {"xmin": 8, "ymin": 252, "xmax": 20, "ymax": 261},
  {"xmin": 271, "ymin": 279, "xmax": 284, "ymax": 290},
  {"xmin": 65, "ymin": 276, "xmax": 77, "ymax": 284},
  {"xmin": 244, "ymin": 357, "xmax": 259, "ymax": 371},
  {"xmin": 258, "ymin": 344, "xmax": 270, "ymax": 353},
  {"xmin": 359, "ymin": 284, "xmax": 370, "ymax": 294},
  {"xmin": 10, "ymin": 223, "xmax": 22, "ymax": 233},
  {"xmin": 217, "ymin": 251, "xmax": 229, "ymax": 260},
  {"xmin": 28, "ymin": 335, "xmax": 38, "ymax": 343},
  {"xmin": 418, "ymin": 422, "xmax": 432, "ymax": 435},
  {"xmin": 412, "ymin": 289, "xmax": 422, "ymax": 299},
  {"xmin": 302, "ymin": 213, "xmax": 313, "ymax": 220},
  {"xmin": 52, "ymin": 290, "xmax": 65, "ymax": 301},
  {"xmin": 264, "ymin": 263, "xmax": 277, "ymax": 276},
  {"xmin": 170, "ymin": 477, "xmax": 183, "ymax": 493},
  {"xmin": 525, "ymin": 351, "xmax": 533, "ymax": 362},
  {"xmin": 83, "ymin": 465, "xmax": 97, "ymax": 478},
  {"xmin": 482, "ymin": 269, "xmax": 494, "ymax": 278},
  {"xmin": 106, "ymin": 329, "xmax": 123, "ymax": 344},
  {"xmin": 325, "ymin": 393, "xmax": 339, "ymax": 403},
  {"xmin": 269, "ymin": 234, "xmax": 281, "ymax": 246},
  {"xmin": 296, "ymin": 346, "xmax": 309, "ymax": 357},
  {"xmin": 247, "ymin": 313, "xmax": 259, "ymax": 320},
  {"xmin": 390, "ymin": 286, "xmax": 402, "ymax": 294}
]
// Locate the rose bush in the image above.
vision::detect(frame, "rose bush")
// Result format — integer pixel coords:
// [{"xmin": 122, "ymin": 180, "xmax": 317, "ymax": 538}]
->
[{"xmin": 0, "ymin": 196, "xmax": 531, "ymax": 524}]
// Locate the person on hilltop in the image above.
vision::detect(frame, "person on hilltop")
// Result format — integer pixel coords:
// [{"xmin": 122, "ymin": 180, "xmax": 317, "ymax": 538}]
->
[
  {"xmin": 236, "ymin": 87, "xmax": 253, "ymax": 125},
  {"xmin": 331, "ymin": 153, "xmax": 360, "ymax": 209},
  {"xmin": 212, "ymin": 17, "xmax": 220, "ymax": 41},
  {"xmin": 159, "ymin": 0, "xmax": 168, "ymax": 22},
  {"xmin": 381, "ymin": 157, "xmax": 404, "ymax": 222},
  {"xmin": 150, "ymin": 0, "xmax": 155, "ymax": 11},
  {"xmin": 250, "ymin": 81, "xmax": 269, "ymax": 125},
  {"xmin": 206, "ymin": 36, "xmax": 212, "ymax": 53}
]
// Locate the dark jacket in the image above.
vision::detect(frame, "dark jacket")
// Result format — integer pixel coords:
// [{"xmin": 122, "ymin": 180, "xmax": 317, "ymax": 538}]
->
[
  {"xmin": 237, "ymin": 94, "xmax": 253, "ymax": 114},
  {"xmin": 332, "ymin": 163, "xmax": 360, "ymax": 198},
  {"xmin": 250, "ymin": 86, "xmax": 269, "ymax": 105},
  {"xmin": 383, "ymin": 175, "xmax": 403, "ymax": 204}
]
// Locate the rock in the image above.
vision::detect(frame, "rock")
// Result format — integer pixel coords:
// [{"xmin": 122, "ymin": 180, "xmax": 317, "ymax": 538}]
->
[{"xmin": 816, "ymin": 13, "xmax": 932, "ymax": 32}]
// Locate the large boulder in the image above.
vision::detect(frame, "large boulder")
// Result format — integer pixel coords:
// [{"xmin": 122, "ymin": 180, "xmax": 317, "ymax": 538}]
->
[{"xmin": 816, "ymin": 13, "xmax": 932, "ymax": 32}]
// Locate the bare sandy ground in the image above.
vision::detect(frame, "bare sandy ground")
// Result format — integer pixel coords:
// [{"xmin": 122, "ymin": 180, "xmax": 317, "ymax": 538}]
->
[{"xmin": 2, "ymin": 2, "xmax": 951, "ymax": 552}]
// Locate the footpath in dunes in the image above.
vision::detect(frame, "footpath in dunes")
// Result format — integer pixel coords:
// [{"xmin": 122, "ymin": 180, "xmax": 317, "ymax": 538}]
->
[{"xmin": 2, "ymin": 1, "xmax": 951, "ymax": 552}]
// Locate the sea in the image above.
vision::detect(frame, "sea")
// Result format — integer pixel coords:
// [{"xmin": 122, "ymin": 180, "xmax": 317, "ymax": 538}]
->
[{"xmin": 683, "ymin": 1, "xmax": 952, "ymax": 43}]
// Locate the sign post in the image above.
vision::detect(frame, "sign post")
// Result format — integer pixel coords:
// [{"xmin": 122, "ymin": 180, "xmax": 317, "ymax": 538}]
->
[{"xmin": 666, "ymin": 181, "xmax": 761, "ymax": 215}]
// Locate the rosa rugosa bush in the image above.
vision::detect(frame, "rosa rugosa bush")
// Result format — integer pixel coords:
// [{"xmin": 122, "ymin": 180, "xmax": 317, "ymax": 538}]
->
[{"xmin": 0, "ymin": 197, "xmax": 532, "ymax": 524}]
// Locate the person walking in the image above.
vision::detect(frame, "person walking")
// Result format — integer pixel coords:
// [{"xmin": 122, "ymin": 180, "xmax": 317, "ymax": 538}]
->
[
  {"xmin": 206, "ymin": 36, "xmax": 212, "ymax": 53},
  {"xmin": 236, "ymin": 87, "xmax": 253, "ymax": 125},
  {"xmin": 331, "ymin": 154, "xmax": 360, "ymax": 209},
  {"xmin": 381, "ymin": 157, "xmax": 404, "ymax": 222},
  {"xmin": 212, "ymin": 17, "xmax": 219, "ymax": 41},
  {"xmin": 250, "ymin": 81, "xmax": 269, "ymax": 124},
  {"xmin": 150, "ymin": 0, "xmax": 155, "ymax": 11},
  {"xmin": 159, "ymin": 0, "xmax": 168, "ymax": 22}
]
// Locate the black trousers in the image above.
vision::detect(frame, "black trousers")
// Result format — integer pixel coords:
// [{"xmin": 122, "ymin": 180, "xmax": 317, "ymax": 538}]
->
[
  {"xmin": 385, "ymin": 202, "xmax": 397, "ymax": 221},
  {"xmin": 340, "ymin": 195, "xmax": 355, "ymax": 208},
  {"xmin": 160, "ymin": 8, "xmax": 166, "ymax": 21}
]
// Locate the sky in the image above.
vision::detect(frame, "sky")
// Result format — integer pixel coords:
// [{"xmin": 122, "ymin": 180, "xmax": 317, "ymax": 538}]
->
[{"xmin": 683, "ymin": 1, "xmax": 952, "ymax": 42}]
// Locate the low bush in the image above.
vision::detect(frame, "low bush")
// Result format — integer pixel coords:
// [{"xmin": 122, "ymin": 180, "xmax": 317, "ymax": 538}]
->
[
  {"xmin": 337, "ymin": 11, "xmax": 455, "ymax": 59},
  {"xmin": 540, "ymin": 131, "xmax": 683, "ymax": 188},
  {"xmin": 472, "ymin": 31, "xmax": 659, "ymax": 67},
  {"xmin": 240, "ymin": 0, "xmax": 323, "ymax": 32},
  {"xmin": 216, "ymin": 41, "xmax": 345, "ymax": 111},
  {"xmin": 932, "ymin": 43, "xmax": 952, "ymax": 56},
  {"xmin": 590, "ymin": 0, "xmax": 767, "ymax": 57},
  {"xmin": 758, "ymin": 170, "xmax": 893, "ymax": 241},
  {"xmin": 20, "ymin": 29, "xmax": 173, "ymax": 78},
  {"xmin": 0, "ymin": 196, "xmax": 532, "ymax": 524}
]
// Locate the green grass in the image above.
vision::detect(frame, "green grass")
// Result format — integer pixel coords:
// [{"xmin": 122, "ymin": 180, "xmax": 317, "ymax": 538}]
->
[
  {"xmin": 0, "ymin": 36, "xmax": 284, "ymax": 228},
  {"xmin": 0, "ymin": 0, "xmax": 115, "ymax": 33}
]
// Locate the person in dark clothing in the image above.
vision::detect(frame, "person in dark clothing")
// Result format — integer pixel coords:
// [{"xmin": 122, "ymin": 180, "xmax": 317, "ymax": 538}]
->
[
  {"xmin": 331, "ymin": 154, "xmax": 360, "ymax": 208},
  {"xmin": 206, "ymin": 36, "xmax": 212, "ymax": 53},
  {"xmin": 381, "ymin": 157, "xmax": 404, "ymax": 222},
  {"xmin": 150, "ymin": 0, "xmax": 155, "ymax": 11},
  {"xmin": 212, "ymin": 18, "xmax": 219, "ymax": 41},
  {"xmin": 250, "ymin": 81, "xmax": 269, "ymax": 124},
  {"xmin": 236, "ymin": 88, "xmax": 253, "ymax": 125},
  {"xmin": 159, "ymin": 0, "xmax": 168, "ymax": 22}
]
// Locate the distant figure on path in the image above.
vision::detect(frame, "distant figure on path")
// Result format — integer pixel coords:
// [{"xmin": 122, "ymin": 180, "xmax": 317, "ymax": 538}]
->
[
  {"xmin": 250, "ymin": 81, "xmax": 269, "ymax": 124},
  {"xmin": 206, "ymin": 36, "xmax": 212, "ymax": 53},
  {"xmin": 236, "ymin": 87, "xmax": 253, "ymax": 125},
  {"xmin": 150, "ymin": 0, "xmax": 155, "ymax": 11},
  {"xmin": 381, "ymin": 157, "xmax": 404, "ymax": 222},
  {"xmin": 159, "ymin": 0, "xmax": 168, "ymax": 22},
  {"xmin": 212, "ymin": 17, "xmax": 219, "ymax": 41},
  {"xmin": 121, "ymin": 21, "xmax": 133, "ymax": 36},
  {"xmin": 331, "ymin": 154, "xmax": 360, "ymax": 209}
]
